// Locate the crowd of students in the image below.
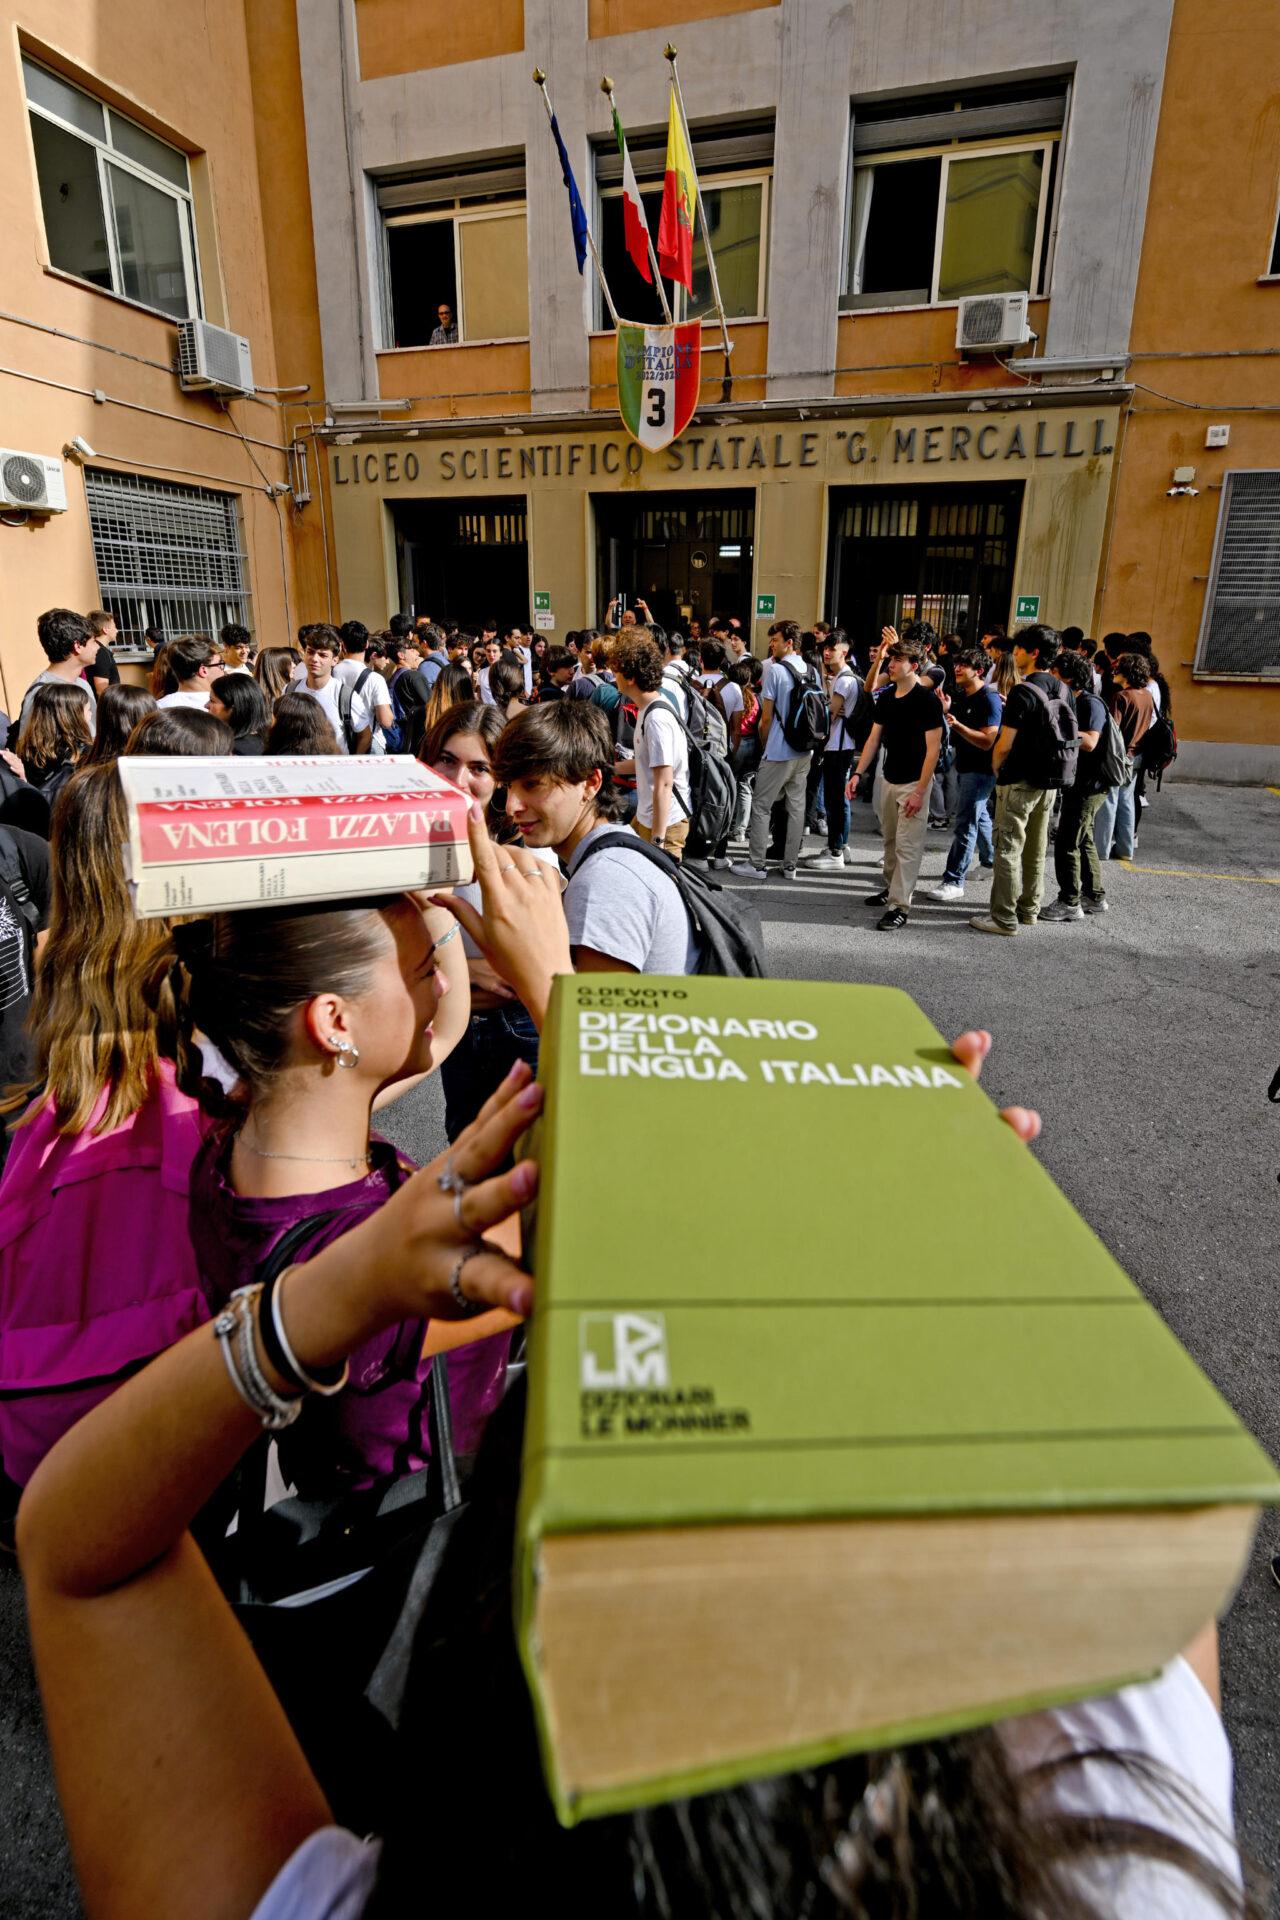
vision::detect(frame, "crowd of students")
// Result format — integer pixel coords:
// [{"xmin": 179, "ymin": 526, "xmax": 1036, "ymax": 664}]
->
[{"xmin": 0, "ymin": 599, "xmax": 1253, "ymax": 1920}]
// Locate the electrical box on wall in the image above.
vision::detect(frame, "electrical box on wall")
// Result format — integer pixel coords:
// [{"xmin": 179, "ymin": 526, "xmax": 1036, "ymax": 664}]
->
[{"xmin": 1204, "ymin": 424, "xmax": 1230, "ymax": 449}]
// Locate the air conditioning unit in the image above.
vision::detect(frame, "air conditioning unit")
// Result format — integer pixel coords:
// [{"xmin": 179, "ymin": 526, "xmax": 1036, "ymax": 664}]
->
[
  {"xmin": 176, "ymin": 318, "xmax": 255, "ymax": 397},
  {"xmin": 0, "ymin": 450, "xmax": 67, "ymax": 514},
  {"xmin": 956, "ymin": 293, "xmax": 1031, "ymax": 354}
]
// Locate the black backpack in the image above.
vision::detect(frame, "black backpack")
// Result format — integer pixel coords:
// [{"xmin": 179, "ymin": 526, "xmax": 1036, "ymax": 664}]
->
[
  {"xmin": 1091, "ymin": 712, "xmax": 1131, "ymax": 793},
  {"xmin": 0, "ymin": 827, "xmax": 41, "ymax": 969},
  {"xmin": 1018, "ymin": 679, "xmax": 1079, "ymax": 790},
  {"xmin": 1141, "ymin": 708, "xmax": 1178, "ymax": 787},
  {"xmin": 339, "ymin": 667, "xmax": 376, "ymax": 755},
  {"xmin": 779, "ymin": 659, "xmax": 830, "ymax": 755},
  {"xmin": 572, "ymin": 830, "xmax": 765, "ymax": 976},
  {"xmin": 637, "ymin": 703, "xmax": 736, "ymax": 860}
]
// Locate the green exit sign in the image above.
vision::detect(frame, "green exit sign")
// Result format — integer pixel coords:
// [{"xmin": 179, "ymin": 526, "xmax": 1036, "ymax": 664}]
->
[
  {"xmin": 1014, "ymin": 594, "xmax": 1040, "ymax": 620},
  {"xmin": 755, "ymin": 593, "xmax": 776, "ymax": 619},
  {"xmin": 533, "ymin": 590, "xmax": 551, "ymax": 611}
]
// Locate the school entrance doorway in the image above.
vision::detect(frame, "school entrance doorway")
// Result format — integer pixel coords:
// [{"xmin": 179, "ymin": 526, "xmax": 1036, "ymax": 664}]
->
[
  {"xmin": 391, "ymin": 497, "xmax": 529, "ymax": 630},
  {"xmin": 594, "ymin": 491, "xmax": 754, "ymax": 632},
  {"xmin": 826, "ymin": 483, "xmax": 1021, "ymax": 645}
]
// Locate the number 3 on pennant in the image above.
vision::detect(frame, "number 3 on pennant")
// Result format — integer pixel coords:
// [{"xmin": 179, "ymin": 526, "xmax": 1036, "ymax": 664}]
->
[{"xmin": 646, "ymin": 387, "xmax": 667, "ymax": 428}]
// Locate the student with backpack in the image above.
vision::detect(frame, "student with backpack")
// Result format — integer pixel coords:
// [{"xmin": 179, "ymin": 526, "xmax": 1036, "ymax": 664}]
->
[
  {"xmin": 612, "ymin": 632, "xmax": 693, "ymax": 863},
  {"xmin": 296, "ymin": 629, "xmax": 373, "ymax": 754},
  {"xmin": 970, "ymin": 625, "xmax": 1079, "ymax": 938},
  {"xmin": 1039, "ymin": 650, "xmax": 1116, "ymax": 921},
  {"xmin": 731, "ymin": 620, "xmax": 828, "ymax": 882},
  {"xmin": 335, "ymin": 622, "xmax": 395, "ymax": 752}
]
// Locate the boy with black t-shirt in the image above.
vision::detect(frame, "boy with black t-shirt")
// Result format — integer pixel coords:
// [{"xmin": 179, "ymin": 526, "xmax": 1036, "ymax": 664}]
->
[
  {"xmin": 971, "ymin": 624, "xmax": 1074, "ymax": 938},
  {"xmin": 846, "ymin": 637, "xmax": 944, "ymax": 929},
  {"xmin": 926, "ymin": 649, "xmax": 1003, "ymax": 903},
  {"xmin": 1041, "ymin": 649, "xmax": 1110, "ymax": 920}
]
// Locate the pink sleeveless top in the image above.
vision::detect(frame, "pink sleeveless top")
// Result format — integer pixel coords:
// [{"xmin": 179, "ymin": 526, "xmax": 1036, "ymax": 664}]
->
[{"xmin": 0, "ymin": 1061, "xmax": 211, "ymax": 1484}]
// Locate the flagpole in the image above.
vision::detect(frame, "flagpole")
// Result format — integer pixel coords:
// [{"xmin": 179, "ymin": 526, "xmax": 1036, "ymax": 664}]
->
[
  {"xmin": 600, "ymin": 77, "xmax": 672, "ymax": 325},
  {"xmin": 532, "ymin": 68, "xmax": 621, "ymax": 327},
  {"xmin": 664, "ymin": 44, "xmax": 733, "ymax": 401}
]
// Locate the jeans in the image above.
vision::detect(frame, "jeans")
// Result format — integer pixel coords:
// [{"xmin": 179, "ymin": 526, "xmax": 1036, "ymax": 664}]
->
[
  {"xmin": 988, "ymin": 781, "xmax": 1055, "ymax": 930},
  {"xmin": 748, "ymin": 754, "xmax": 811, "ymax": 869},
  {"xmin": 1094, "ymin": 774, "xmax": 1137, "ymax": 861},
  {"xmin": 731, "ymin": 736, "xmax": 760, "ymax": 839},
  {"xmin": 878, "ymin": 780, "xmax": 930, "ymax": 909},
  {"xmin": 822, "ymin": 749, "xmax": 854, "ymax": 851},
  {"xmin": 440, "ymin": 1003, "xmax": 540, "ymax": 1143},
  {"xmin": 1054, "ymin": 785, "xmax": 1107, "ymax": 905},
  {"xmin": 942, "ymin": 771, "xmax": 996, "ymax": 886}
]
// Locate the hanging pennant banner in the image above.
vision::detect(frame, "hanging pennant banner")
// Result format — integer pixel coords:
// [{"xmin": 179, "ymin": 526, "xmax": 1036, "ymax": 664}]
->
[{"xmin": 616, "ymin": 321, "xmax": 701, "ymax": 452}]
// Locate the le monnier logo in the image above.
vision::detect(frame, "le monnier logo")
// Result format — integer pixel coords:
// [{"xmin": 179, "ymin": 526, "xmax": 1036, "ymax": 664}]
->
[
  {"xmin": 580, "ymin": 1313, "xmax": 669, "ymax": 1390},
  {"xmin": 577, "ymin": 1314, "xmax": 751, "ymax": 1441}
]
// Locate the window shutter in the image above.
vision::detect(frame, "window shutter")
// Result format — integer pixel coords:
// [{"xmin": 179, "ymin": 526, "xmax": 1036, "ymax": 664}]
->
[
  {"xmin": 1197, "ymin": 472, "xmax": 1280, "ymax": 676},
  {"xmin": 377, "ymin": 157, "xmax": 526, "ymax": 213},
  {"xmin": 595, "ymin": 119, "xmax": 773, "ymax": 187}
]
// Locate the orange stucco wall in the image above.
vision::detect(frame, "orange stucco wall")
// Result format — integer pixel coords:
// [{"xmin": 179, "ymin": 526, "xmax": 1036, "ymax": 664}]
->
[
  {"xmin": 589, "ymin": 0, "xmax": 778, "ymax": 37},
  {"xmin": 834, "ymin": 304, "xmax": 1052, "ymax": 400},
  {"xmin": 1096, "ymin": 0, "xmax": 1280, "ymax": 747},
  {"xmin": 355, "ymin": 0, "xmax": 523, "ymax": 81},
  {"xmin": 377, "ymin": 343, "xmax": 534, "ymax": 420},
  {"xmin": 0, "ymin": 3, "xmax": 306, "ymax": 695}
]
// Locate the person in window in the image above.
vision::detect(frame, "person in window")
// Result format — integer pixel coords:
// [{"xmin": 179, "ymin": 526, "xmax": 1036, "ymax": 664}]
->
[{"xmin": 430, "ymin": 301, "xmax": 458, "ymax": 346}]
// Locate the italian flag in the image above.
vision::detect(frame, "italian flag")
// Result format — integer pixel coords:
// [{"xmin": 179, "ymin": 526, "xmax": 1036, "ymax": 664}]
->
[{"xmin": 611, "ymin": 103, "xmax": 652, "ymax": 283}]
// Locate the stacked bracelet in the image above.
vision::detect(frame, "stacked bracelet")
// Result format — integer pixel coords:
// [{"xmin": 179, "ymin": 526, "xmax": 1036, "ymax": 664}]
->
[
  {"xmin": 258, "ymin": 1267, "xmax": 349, "ymax": 1397},
  {"xmin": 213, "ymin": 1286, "xmax": 303, "ymax": 1430}
]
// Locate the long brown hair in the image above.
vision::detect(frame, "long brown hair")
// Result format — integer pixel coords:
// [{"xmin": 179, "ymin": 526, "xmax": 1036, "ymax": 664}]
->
[
  {"xmin": 255, "ymin": 646, "xmax": 302, "ymax": 704},
  {"xmin": 420, "ymin": 699, "xmax": 515, "ymax": 842},
  {"xmin": 422, "ymin": 661, "xmax": 474, "ymax": 737},
  {"xmin": 16, "ymin": 683, "xmax": 92, "ymax": 774},
  {"xmin": 82, "ymin": 684, "xmax": 158, "ymax": 764},
  {"xmin": 26, "ymin": 763, "xmax": 178, "ymax": 1134}
]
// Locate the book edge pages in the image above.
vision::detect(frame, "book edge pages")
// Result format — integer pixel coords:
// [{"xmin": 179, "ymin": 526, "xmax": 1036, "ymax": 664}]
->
[{"xmin": 528, "ymin": 1501, "xmax": 1258, "ymax": 1825}]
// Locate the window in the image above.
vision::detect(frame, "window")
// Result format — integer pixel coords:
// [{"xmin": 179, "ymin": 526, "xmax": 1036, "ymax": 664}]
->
[
  {"xmin": 595, "ymin": 119, "xmax": 772, "ymax": 328},
  {"xmin": 1268, "ymin": 198, "xmax": 1280, "ymax": 277},
  {"xmin": 23, "ymin": 57, "xmax": 200, "ymax": 319},
  {"xmin": 844, "ymin": 82, "xmax": 1066, "ymax": 309},
  {"xmin": 378, "ymin": 157, "xmax": 529, "ymax": 347},
  {"xmin": 85, "ymin": 469, "xmax": 251, "ymax": 643},
  {"xmin": 1195, "ymin": 471, "xmax": 1280, "ymax": 679}
]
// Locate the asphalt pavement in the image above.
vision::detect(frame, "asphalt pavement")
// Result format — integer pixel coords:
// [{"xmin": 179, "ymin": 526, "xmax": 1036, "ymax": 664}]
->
[{"xmin": 2, "ymin": 777, "xmax": 1277, "ymax": 1915}]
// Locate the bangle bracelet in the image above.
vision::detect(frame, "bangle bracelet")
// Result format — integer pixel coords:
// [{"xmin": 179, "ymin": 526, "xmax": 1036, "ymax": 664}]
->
[
  {"xmin": 214, "ymin": 1291, "xmax": 303, "ymax": 1430},
  {"xmin": 433, "ymin": 921, "xmax": 460, "ymax": 951},
  {"xmin": 262, "ymin": 1266, "xmax": 349, "ymax": 1397}
]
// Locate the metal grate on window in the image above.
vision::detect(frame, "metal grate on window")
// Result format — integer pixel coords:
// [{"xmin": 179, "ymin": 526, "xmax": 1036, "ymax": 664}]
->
[
  {"xmin": 1196, "ymin": 471, "xmax": 1280, "ymax": 677},
  {"xmin": 85, "ymin": 468, "xmax": 251, "ymax": 645}
]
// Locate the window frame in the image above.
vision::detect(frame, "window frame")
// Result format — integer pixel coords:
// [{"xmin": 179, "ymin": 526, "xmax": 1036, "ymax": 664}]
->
[
  {"xmin": 843, "ymin": 132, "xmax": 1060, "ymax": 313},
  {"xmin": 1193, "ymin": 468, "xmax": 1280, "ymax": 682},
  {"xmin": 593, "ymin": 167, "xmax": 772, "ymax": 331},
  {"xmin": 22, "ymin": 57, "xmax": 202, "ymax": 321},
  {"xmin": 380, "ymin": 195, "xmax": 530, "ymax": 349},
  {"xmin": 1263, "ymin": 181, "xmax": 1280, "ymax": 282}
]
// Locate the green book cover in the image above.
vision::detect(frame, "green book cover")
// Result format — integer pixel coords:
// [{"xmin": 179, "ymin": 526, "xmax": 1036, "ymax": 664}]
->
[{"xmin": 516, "ymin": 975, "xmax": 1279, "ymax": 1822}]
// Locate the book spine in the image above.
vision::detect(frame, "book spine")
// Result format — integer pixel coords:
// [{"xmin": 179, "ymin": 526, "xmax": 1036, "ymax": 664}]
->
[
  {"xmin": 128, "ymin": 840, "xmax": 469, "ymax": 918},
  {"xmin": 132, "ymin": 793, "xmax": 463, "ymax": 867}
]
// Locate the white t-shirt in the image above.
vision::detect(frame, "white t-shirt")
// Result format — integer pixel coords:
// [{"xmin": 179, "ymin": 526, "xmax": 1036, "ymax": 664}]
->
[
  {"xmin": 252, "ymin": 1660, "xmax": 1240, "ymax": 1920},
  {"xmin": 477, "ymin": 666, "xmax": 496, "ymax": 707},
  {"xmin": 157, "ymin": 689, "xmax": 210, "ymax": 710},
  {"xmin": 333, "ymin": 659, "xmax": 392, "ymax": 753},
  {"xmin": 634, "ymin": 700, "xmax": 689, "ymax": 828},
  {"xmin": 659, "ymin": 663, "xmax": 690, "ymax": 723},
  {"xmin": 297, "ymin": 677, "xmax": 373, "ymax": 753},
  {"xmin": 826, "ymin": 667, "xmax": 861, "ymax": 750}
]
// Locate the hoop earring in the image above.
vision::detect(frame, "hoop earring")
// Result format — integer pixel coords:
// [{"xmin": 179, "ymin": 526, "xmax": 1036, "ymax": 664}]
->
[{"xmin": 332, "ymin": 1038, "xmax": 360, "ymax": 1070}]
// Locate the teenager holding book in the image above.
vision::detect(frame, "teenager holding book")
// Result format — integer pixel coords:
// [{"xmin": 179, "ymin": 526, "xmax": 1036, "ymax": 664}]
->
[{"xmin": 15, "ymin": 943, "xmax": 1249, "ymax": 1919}]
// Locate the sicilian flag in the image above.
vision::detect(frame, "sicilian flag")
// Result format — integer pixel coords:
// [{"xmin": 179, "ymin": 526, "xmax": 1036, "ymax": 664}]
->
[
  {"xmin": 549, "ymin": 111, "xmax": 588, "ymax": 274},
  {"xmin": 611, "ymin": 103, "xmax": 652, "ymax": 283},
  {"xmin": 616, "ymin": 321, "xmax": 701, "ymax": 451},
  {"xmin": 656, "ymin": 84, "xmax": 697, "ymax": 290}
]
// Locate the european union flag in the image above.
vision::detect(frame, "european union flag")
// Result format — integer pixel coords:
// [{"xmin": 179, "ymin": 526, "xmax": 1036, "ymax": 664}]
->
[{"xmin": 549, "ymin": 112, "xmax": 588, "ymax": 275}]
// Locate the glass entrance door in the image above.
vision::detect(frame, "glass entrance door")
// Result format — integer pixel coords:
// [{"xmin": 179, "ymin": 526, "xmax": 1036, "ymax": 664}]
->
[
  {"xmin": 827, "ymin": 483, "xmax": 1021, "ymax": 648},
  {"xmin": 594, "ymin": 490, "xmax": 755, "ymax": 632}
]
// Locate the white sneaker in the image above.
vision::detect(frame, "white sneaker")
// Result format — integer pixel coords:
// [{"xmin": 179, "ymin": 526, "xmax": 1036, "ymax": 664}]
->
[
  {"xmin": 926, "ymin": 881, "xmax": 966, "ymax": 903},
  {"xmin": 781, "ymin": 865, "xmax": 799, "ymax": 881},
  {"xmin": 801, "ymin": 851, "xmax": 844, "ymax": 872},
  {"xmin": 707, "ymin": 857, "xmax": 732, "ymax": 871},
  {"xmin": 728, "ymin": 861, "xmax": 768, "ymax": 880},
  {"xmin": 841, "ymin": 846, "xmax": 854, "ymax": 865}
]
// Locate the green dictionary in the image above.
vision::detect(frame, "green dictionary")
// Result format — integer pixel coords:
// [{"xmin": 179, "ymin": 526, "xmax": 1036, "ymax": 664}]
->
[{"xmin": 516, "ymin": 976, "xmax": 1278, "ymax": 1825}]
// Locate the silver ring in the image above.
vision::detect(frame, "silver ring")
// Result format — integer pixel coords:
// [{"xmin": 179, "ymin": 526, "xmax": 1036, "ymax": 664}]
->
[
  {"xmin": 436, "ymin": 1162, "xmax": 467, "ymax": 1197},
  {"xmin": 452, "ymin": 1187, "xmax": 467, "ymax": 1230},
  {"xmin": 498, "ymin": 863, "xmax": 517, "ymax": 874},
  {"xmin": 448, "ymin": 1245, "xmax": 487, "ymax": 1316}
]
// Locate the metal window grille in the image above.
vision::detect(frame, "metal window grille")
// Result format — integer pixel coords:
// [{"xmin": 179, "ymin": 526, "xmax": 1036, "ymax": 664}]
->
[
  {"xmin": 1196, "ymin": 471, "xmax": 1280, "ymax": 677},
  {"xmin": 85, "ymin": 469, "xmax": 251, "ymax": 644}
]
